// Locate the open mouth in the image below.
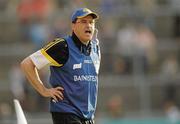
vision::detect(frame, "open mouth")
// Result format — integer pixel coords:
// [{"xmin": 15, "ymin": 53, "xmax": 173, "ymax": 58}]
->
[{"xmin": 85, "ymin": 30, "xmax": 92, "ymax": 34}]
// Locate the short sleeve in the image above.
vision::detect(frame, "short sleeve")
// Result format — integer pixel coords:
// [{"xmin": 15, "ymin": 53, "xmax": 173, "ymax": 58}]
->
[{"xmin": 40, "ymin": 38, "xmax": 69, "ymax": 67}]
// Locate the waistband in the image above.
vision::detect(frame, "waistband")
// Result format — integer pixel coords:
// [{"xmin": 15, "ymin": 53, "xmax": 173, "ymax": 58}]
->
[{"xmin": 51, "ymin": 112, "xmax": 94, "ymax": 124}]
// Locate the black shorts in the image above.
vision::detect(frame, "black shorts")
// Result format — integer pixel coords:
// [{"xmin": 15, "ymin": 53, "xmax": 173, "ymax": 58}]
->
[{"xmin": 51, "ymin": 112, "xmax": 94, "ymax": 124}]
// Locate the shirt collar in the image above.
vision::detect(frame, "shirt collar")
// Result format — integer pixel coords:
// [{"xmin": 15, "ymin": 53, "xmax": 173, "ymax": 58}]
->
[{"xmin": 71, "ymin": 32, "xmax": 91, "ymax": 55}]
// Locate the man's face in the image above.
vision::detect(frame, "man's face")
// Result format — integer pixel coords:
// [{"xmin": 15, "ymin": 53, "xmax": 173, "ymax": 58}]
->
[{"xmin": 72, "ymin": 15, "xmax": 95, "ymax": 43}]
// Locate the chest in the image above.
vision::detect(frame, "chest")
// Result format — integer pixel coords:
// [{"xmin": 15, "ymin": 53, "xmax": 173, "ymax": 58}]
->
[{"xmin": 63, "ymin": 37, "xmax": 100, "ymax": 74}]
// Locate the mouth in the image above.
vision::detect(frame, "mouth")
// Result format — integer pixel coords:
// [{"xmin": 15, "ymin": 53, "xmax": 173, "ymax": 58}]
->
[{"xmin": 85, "ymin": 30, "xmax": 92, "ymax": 35}]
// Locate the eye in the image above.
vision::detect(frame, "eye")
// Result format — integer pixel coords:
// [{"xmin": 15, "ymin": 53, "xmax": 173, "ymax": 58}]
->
[
  {"xmin": 76, "ymin": 20, "xmax": 95, "ymax": 25},
  {"xmin": 81, "ymin": 20, "xmax": 87, "ymax": 24}
]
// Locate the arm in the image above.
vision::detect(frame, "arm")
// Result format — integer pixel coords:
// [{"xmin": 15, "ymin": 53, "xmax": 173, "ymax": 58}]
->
[{"xmin": 20, "ymin": 57, "xmax": 63, "ymax": 102}]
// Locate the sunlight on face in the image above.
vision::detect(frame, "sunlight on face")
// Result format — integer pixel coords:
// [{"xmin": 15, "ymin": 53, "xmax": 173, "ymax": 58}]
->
[{"xmin": 72, "ymin": 15, "xmax": 95, "ymax": 44}]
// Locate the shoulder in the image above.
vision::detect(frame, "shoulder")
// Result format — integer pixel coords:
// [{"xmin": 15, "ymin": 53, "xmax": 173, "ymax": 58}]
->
[
  {"xmin": 40, "ymin": 38, "xmax": 69, "ymax": 66},
  {"xmin": 42, "ymin": 38, "xmax": 67, "ymax": 52}
]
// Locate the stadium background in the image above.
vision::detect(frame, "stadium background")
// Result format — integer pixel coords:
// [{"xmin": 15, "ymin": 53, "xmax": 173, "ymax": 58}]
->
[{"xmin": 0, "ymin": 0, "xmax": 180, "ymax": 124}]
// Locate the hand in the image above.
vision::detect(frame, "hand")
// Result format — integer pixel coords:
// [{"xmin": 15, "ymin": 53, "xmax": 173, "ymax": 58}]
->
[{"xmin": 42, "ymin": 87, "xmax": 64, "ymax": 103}]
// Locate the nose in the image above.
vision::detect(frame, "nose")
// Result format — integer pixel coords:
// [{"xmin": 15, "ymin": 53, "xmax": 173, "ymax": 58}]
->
[{"xmin": 85, "ymin": 21, "xmax": 91, "ymax": 26}]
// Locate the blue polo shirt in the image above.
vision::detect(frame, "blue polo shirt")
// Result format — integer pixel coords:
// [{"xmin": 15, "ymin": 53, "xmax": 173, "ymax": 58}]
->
[{"xmin": 49, "ymin": 35, "xmax": 100, "ymax": 119}]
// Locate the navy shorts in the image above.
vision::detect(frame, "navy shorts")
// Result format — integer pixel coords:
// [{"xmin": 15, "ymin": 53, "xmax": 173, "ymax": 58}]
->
[{"xmin": 51, "ymin": 112, "xmax": 94, "ymax": 124}]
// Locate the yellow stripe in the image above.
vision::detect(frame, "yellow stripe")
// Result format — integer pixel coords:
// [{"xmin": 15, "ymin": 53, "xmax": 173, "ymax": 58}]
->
[
  {"xmin": 40, "ymin": 49, "xmax": 63, "ymax": 67},
  {"xmin": 44, "ymin": 38, "xmax": 64, "ymax": 51},
  {"xmin": 44, "ymin": 41, "xmax": 58, "ymax": 51}
]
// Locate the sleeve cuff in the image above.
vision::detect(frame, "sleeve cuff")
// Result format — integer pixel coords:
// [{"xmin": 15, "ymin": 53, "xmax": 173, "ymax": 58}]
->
[{"xmin": 30, "ymin": 50, "xmax": 50, "ymax": 69}]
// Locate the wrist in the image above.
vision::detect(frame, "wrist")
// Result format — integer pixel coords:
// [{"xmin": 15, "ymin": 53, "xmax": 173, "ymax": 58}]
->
[{"xmin": 36, "ymin": 83, "xmax": 48, "ymax": 97}]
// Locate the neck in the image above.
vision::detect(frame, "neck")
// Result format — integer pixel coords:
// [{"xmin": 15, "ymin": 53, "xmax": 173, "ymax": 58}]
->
[
  {"xmin": 72, "ymin": 32, "xmax": 89, "ymax": 46},
  {"xmin": 81, "ymin": 40, "xmax": 89, "ymax": 46}
]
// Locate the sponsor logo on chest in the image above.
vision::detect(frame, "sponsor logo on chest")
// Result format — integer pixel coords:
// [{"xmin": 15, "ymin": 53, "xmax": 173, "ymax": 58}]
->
[
  {"xmin": 73, "ymin": 63, "xmax": 82, "ymax": 70},
  {"xmin": 73, "ymin": 59, "xmax": 93, "ymax": 70}
]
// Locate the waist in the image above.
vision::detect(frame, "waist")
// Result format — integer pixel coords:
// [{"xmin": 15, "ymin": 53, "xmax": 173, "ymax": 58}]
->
[
  {"xmin": 50, "ymin": 95, "xmax": 96, "ymax": 119},
  {"xmin": 51, "ymin": 112, "xmax": 94, "ymax": 124}
]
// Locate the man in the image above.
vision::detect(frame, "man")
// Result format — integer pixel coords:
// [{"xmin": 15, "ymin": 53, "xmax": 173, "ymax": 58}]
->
[{"xmin": 21, "ymin": 8, "xmax": 101, "ymax": 124}]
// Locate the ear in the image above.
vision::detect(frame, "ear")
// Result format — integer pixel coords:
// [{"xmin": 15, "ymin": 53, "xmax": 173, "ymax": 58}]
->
[{"xmin": 71, "ymin": 23, "xmax": 75, "ymax": 31}]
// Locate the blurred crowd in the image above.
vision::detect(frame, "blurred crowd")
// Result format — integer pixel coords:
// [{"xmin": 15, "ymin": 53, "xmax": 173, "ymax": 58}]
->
[{"xmin": 0, "ymin": 0, "xmax": 180, "ymax": 123}]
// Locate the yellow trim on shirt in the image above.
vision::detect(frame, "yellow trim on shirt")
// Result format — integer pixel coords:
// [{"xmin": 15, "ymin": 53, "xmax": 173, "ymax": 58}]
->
[
  {"xmin": 43, "ymin": 38, "xmax": 64, "ymax": 51},
  {"xmin": 40, "ymin": 49, "xmax": 63, "ymax": 67}
]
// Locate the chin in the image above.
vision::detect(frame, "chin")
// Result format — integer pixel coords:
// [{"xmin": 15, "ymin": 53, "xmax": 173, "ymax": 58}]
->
[
  {"xmin": 84, "ymin": 39, "xmax": 91, "ymax": 42},
  {"xmin": 88, "ymin": 38, "xmax": 92, "ymax": 41},
  {"xmin": 88, "ymin": 36, "xmax": 93, "ymax": 40},
  {"xmin": 84, "ymin": 37, "xmax": 92, "ymax": 41}
]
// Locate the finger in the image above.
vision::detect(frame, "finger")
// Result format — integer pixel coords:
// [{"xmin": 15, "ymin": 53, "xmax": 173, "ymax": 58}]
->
[
  {"xmin": 51, "ymin": 89, "xmax": 64, "ymax": 100},
  {"xmin": 51, "ymin": 88, "xmax": 64, "ymax": 101},
  {"xmin": 55, "ymin": 87, "xmax": 64, "ymax": 91},
  {"xmin": 54, "ymin": 92, "xmax": 63, "ymax": 100},
  {"xmin": 52, "ymin": 99, "xmax": 56, "ymax": 103},
  {"xmin": 52, "ymin": 95, "xmax": 58, "ymax": 102},
  {"xmin": 55, "ymin": 93, "xmax": 63, "ymax": 100},
  {"xmin": 55, "ymin": 90, "xmax": 64, "ymax": 98},
  {"xmin": 58, "ymin": 92, "xmax": 64, "ymax": 99}
]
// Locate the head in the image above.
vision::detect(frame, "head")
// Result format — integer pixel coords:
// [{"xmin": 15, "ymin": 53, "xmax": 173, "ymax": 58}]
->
[{"xmin": 71, "ymin": 8, "xmax": 99, "ymax": 44}]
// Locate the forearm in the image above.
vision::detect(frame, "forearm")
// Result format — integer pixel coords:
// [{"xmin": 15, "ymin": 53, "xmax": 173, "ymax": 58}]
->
[
  {"xmin": 21, "ymin": 56, "xmax": 64, "ymax": 102},
  {"xmin": 20, "ymin": 57, "xmax": 47, "ymax": 96}
]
